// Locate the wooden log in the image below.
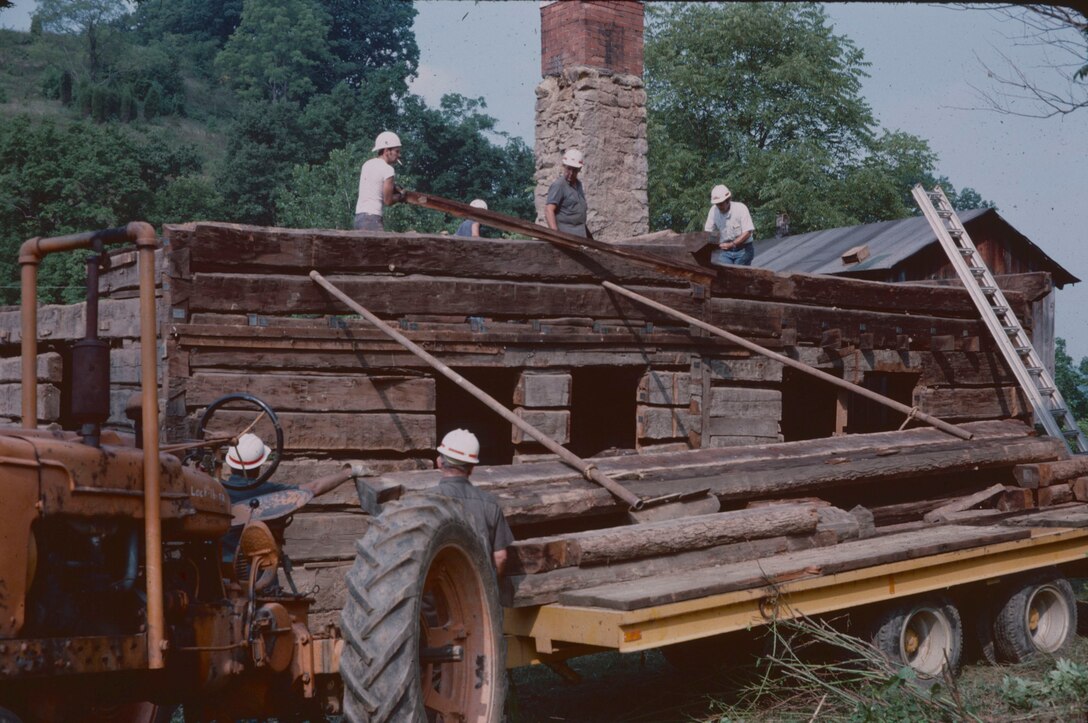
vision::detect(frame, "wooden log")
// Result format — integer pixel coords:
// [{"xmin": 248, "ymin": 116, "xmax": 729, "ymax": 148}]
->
[
  {"xmin": 282, "ymin": 511, "xmax": 372, "ymax": 562},
  {"xmin": 998, "ymin": 487, "xmax": 1035, "ymax": 512},
  {"xmin": 0, "ymin": 353, "xmax": 63, "ymax": 384},
  {"xmin": 514, "ymin": 373, "xmax": 572, "ymax": 408},
  {"xmin": 557, "ymin": 525, "xmax": 1031, "ymax": 610},
  {"xmin": 1013, "ymin": 457, "xmax": 1088, "ymax": 489},
  {"xmin": 0, "ymin": 384, "xmax": 60, "ymax": 421},
  {"xmin": 923, "ymin": 483, "xmax": 1008, "ymax": 523},
  {"xmin": 204, "ymin": 410, "xmax": 434, "ymax": 452},
  {"xmin": 705, "ymin": 387, "xmax": 782, "ymax": 417},
  {"xmin": 701, "ymin": 357, "xmax": 784, "ymax": 383},
  {"xmin": 637, "ymin": 371, "xmax": 691, "ymax": 406},
  {"xmin": 381, "ymin": 420, "xmax": 1038, "ymax": 494},
  {"xmin": 0, "ymin": 298, "xmax": 143, "ymax": 343},
  {"xmin": 504, "ymin": 533, "xmax": 834, "ymax": 608},
  {"xmin": 511, "ymin": 409, "xmax": 570, "ymax": 444},
  {"xmin": 506, "ymin": 504, "xmax": 821, "ymax": 574},
  {"xmin": 185, "ymin": 372, "xmax": 435, "ymax": 413},
  {"xmin": 1037, "ymin": 483, "xmax": 1074, "ymax": 507},
  {"xmin": 914, "ymin": 386, "xmax": 1030, "ymax": 420},
  {"xmin": 1001, "ymin": 503, "xmax": 1088, "ymax": 528},
  {"xmin": 1073, "ymin": 477, "xmax": 1088, "ymax": 502},
  {"xmin": 637, "ymin": 405, "xmax": 696, "ymax": 440}
]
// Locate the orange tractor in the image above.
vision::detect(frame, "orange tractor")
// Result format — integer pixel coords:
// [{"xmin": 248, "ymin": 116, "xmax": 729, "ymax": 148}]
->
[{"xmin": 0, "ymin": 224, "xmax": 523, "ymax": 722}]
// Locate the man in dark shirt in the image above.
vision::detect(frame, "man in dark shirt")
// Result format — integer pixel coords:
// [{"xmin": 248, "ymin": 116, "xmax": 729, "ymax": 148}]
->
[
  {"xmin": 454, "ymin": 199, "xmax": 490, "ymax": 238},
  {"xmin": 434, "ymin": 428, "xmax": 514, "ymax": 575},
  {"xmin": 544, "ymin": 148, "xmax": 588, "ymax": 238}
]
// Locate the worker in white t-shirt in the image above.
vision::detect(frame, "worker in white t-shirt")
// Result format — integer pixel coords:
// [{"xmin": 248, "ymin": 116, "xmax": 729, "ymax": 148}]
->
[
  {"xmin": 354, "ymin": 131, "xmax": 403, "ymax": 231},
  {"xmin": 704, "ymin": 184, "xmax": 756, "ymax": 267}
]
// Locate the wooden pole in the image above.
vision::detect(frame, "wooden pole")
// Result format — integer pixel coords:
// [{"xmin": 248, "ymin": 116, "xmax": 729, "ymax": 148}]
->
[
  {"xmin": 600, "ymin": 280, "xmax": 972, "ymax": 441},
  {"xmin": 309, "ymin": 270, "xmax": 649, "ymax": 510}
]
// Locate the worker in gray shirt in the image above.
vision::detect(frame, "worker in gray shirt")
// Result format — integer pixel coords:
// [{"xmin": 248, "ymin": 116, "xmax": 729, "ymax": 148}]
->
[
  {"xmin": 434, "ymin": 428, "xmax": 514, "ymax": 575},
  {"xmin": 545, "ymin": 148, "xmax": 588, "ymax": 238}
]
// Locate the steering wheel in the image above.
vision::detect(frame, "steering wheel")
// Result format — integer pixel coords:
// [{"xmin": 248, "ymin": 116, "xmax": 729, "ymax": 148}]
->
[{"xmin": 197, "ymin": 393, "xmax": 284, "ymax": 491}]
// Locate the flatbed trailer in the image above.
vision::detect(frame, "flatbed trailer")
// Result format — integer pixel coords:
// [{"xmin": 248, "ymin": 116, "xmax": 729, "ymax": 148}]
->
[{"xmin": 503, "ymin": 508, "xmax": 1088, "ymax": 672}]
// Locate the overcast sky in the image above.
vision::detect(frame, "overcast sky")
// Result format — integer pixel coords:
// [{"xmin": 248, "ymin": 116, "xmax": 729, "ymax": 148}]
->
[{"xmin": 4, "ymin": 1, "xmax": 1086, "ymax": 359}]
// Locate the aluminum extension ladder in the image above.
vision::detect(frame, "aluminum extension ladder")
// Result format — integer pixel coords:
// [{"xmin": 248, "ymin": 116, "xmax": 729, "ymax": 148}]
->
[{"xmin": 912, "ymin": 184, "xmax": 1088, "ymax": 454}]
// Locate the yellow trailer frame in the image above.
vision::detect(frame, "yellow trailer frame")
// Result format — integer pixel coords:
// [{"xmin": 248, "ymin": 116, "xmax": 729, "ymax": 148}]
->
[{"xmin": 504, "ymin": 526, "xmax": 1088, "ymax": 667}]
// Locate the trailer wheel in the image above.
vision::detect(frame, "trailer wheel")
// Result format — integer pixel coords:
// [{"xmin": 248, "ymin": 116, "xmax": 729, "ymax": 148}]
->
[
  {"xmin": 869, "ymin": 596, "xmax": 962, "ymax": 681},
  {"xmin": 993, "ymin": 570, "xmax": 1077, "ymax": 663},
  {"xmin": 340, "ymin": 495, "xmax": 506, "ymax": 723}
]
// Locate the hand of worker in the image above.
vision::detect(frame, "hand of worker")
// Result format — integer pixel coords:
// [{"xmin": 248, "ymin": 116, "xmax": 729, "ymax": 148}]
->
[{"xmin": 391, "ymin": 186, "xmax": 406, "ymax": 204}]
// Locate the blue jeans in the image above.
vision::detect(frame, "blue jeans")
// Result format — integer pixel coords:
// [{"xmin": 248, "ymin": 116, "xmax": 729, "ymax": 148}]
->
[
  {"xmin": 711, "ymin": 243, "xmax": 754, "ymax": 267},
  {"xmin": 353, "ymin": 212, "xmax": 384, "ymax": 231}
]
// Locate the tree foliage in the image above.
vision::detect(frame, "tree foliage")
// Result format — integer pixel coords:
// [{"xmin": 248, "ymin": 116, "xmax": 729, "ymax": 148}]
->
[
  {"xmin": 645, "ymin": 2, "xmax": 989, "ymax": 235},
  {"xmin": 35, "ymin": 0, "xmax": 127, "ymax": 80},
  {"xmin": 214, "ymin": 0, "xmax": 332, "ymax": 104}
]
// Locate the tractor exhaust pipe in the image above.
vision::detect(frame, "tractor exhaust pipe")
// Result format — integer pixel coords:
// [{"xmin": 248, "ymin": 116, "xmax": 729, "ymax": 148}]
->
[{"xmin": 19, "ymin": 222, "xmax": 168, "ymax": 669}]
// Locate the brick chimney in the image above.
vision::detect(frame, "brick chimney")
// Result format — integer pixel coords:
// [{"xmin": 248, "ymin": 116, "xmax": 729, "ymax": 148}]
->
[{"xmin": 535, "ymin": 1, "xmax": 648, "ymax": 241}]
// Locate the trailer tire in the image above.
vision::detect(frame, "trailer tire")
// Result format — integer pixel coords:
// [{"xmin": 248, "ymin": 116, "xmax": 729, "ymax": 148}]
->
[
  {"xmin": 993, "ymin": 570, "xmax": 1076, "ymax": 663},
  {"xmin": 869, "ymin": 596, "xmax": 962, "ymax": 682},
  {"xmin": 340, "ymin": 495, "xmax": 506, "ymax": 723}
]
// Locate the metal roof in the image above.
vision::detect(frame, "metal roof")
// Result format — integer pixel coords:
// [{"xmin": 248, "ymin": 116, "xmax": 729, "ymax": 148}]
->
[{"xmin": 752, "ymin": 208, "xmax": 1078, "ymax": 286}]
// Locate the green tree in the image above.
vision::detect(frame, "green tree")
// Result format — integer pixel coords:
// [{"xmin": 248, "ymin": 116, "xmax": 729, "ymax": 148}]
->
[
  {"xmin": 35, "ymin": 0, "xmax": 128, "ymax": 81},
  {"xmin": 1054, "ymin": 338, "xmax": 1088, "ymax": 434},
  {"xmin": 0, "ymin": 116, "xmax": 204, "ymax": 303},
  {"xmin": 319, "ymin": 0, "xmax": 418, "ymax": 92},
  {"xmin": 645, "ymin": 2, "xmax": 989, "ymax": 235},
  {"xmin": 214, "ymin": 0, "xmax": 332, "ymax": 104}
]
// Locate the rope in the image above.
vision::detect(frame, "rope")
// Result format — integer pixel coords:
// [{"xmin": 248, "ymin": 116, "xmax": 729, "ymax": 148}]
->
[{"xmin": 899, "ymin": 406, "xmax": 920, "ymax": 431}]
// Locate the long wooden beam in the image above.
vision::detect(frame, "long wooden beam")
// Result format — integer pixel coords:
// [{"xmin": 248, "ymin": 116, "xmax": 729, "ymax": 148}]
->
[
  {"xmin": 402, "ymin": 190, "xmax": 715, "ymax": 286},
  {"xmin": 601, "ymin": 280, "xmax": 973, "ymax": 441}
]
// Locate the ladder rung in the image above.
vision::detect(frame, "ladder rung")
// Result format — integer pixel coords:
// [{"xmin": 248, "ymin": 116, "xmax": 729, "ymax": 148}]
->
[
  {"xmin": 1049, "ymin": 406, "xmax": 1068, "ymax": 416},
  {"xmin": 990, "ymin": 306, "xmax": 1008, "ymax": 316},
  {"xmin": 971, "ymin": 268, "xmax": 986, "ymax": 277},
  {"xmin": 1037, "ymin": 386, "xmax": 1056, "ymax": 396},
  {"xmin": 958, "ymin": 247, "xmax": 975, "ymax": 257},
  {"xmin": 1026, "ymin": 366, "xmax": 1043, "ymax": 375},
  {"xmin": 1003, "ymin": 326, "xmax": 1021, "ymax": 335},
  {"xmin": 938, "ymin": 209, "xmax": 953, "ymax": 218},
  {"xmin": 1015, "ymin": 345, "xmax": 1033, "ymax": 355},
  {"xmin": 980, "ymin": 286, "xmax": 997, "ymax": 294}
]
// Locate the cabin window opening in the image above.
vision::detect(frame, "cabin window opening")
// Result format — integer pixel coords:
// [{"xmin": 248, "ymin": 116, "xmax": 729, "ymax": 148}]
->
[
  {"xmin": 435, "ymin": 368, "xmax": 518, "ymax": 466},
  {"xmin": 780, "ymin": 366, "xmax": 839, "ymax": 442},
  {"xmin": 846, "ymin": 371, "xmax": 921, "ymax": 434},
  {"xmin": 569, "ymin": 367, "xmax": 640, "ymax": 457}
]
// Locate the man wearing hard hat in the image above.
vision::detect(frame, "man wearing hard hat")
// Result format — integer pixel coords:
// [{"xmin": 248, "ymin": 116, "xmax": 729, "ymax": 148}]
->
[
  {"xmin": 544, "ymin": 148, "xmax": 589, "ymax": 238},
  {"xmin": 455, "ymin": 199, "xmax": 490, "ymax": 238},
  {"xmin": 435, "ymin": 429, "xmax": 514, "ymax": 574},
  {"xmin": 704, "ymin": 184, "xmax": 756, "ymax": 267},
  {"xmin": 353, "ymin": 130, "xmax": 403, "ymax": 231}
]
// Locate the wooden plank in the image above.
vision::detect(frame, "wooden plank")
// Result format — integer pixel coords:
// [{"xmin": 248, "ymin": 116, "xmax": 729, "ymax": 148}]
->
[
  {"xmin": 203, "ymin": 410, "xmax": 434, "ymax": 452},
  {"xmin": 706, "ymin": 387, "xmax": 782, "ymax": 417},
  {"xmin": 705, "ymin": 417, "xmax": 780, "ymax": 437},
  {"xmin": 506, "ymin": 504, "xmax": 820, "ymax": 573},
  {"xmin": 1001, "ymin": 504, "xmax": 1088, "ymax": 528},
  {"xmin": 1073, "ymin": 477, "xmax": 1088, "ymax": 502},
  {"xmin": 923, "ymin": 483, "xmax": 1007, "ymax": 523},
  {"xmin": 914, "ymin": 386, "xmax": 1030, "ymax": 420},
  {"xmin": 505, "ymin": 533, "xmax": 834, "ymax": 608},
  {"xmin": 1013, "ymin": 457, "xmax": 1088, "ymax": 489},
  {"xmin": 0, "ymin": 353, "xmax": 62, "ymax": 383},
  {"xmin": 513, "ymin": 373, "xmax": 572, "ymax": 408},
  {"xmin": 185, "ymin": 372, "xmax": 435, "ymax": 413},
  {"xmin": 557, "ymin": 525, "xmax": 1031, "ymax": 610}
]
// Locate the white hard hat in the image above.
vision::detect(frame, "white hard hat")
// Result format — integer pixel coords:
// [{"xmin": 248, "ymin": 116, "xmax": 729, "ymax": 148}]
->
[
  {"xmin": 372, "ymin": 131, "xmax": 402, "ymax": 152},
  {"xmin": 438, "ymin": 428, "xmax": 480, "ymax": 465},
  {"xmin": 226, "ymin": 433, "xmax": 271, "ymax": 471},
  {"xmin": 711, "ymin": 185, "xmax": 732, "ymax": 204},
  {"xmin": 469, "ymin": 199, "xmax": 488, "ymax": 210},
  {"xmin": 561, "ymin": 148, "xmax": 584, "ymax": 168}
]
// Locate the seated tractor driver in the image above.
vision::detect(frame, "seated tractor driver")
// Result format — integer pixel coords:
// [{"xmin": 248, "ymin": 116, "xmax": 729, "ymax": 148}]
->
[{"xmin": 221, "ymin": 433, "xmax": 347, "ymax": 576}]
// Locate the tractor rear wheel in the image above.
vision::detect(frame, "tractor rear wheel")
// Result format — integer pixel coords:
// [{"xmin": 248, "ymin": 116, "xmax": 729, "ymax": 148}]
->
[{"xmin": 341, "ymin": 495, "xmax": 506, "ymax": 722}]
